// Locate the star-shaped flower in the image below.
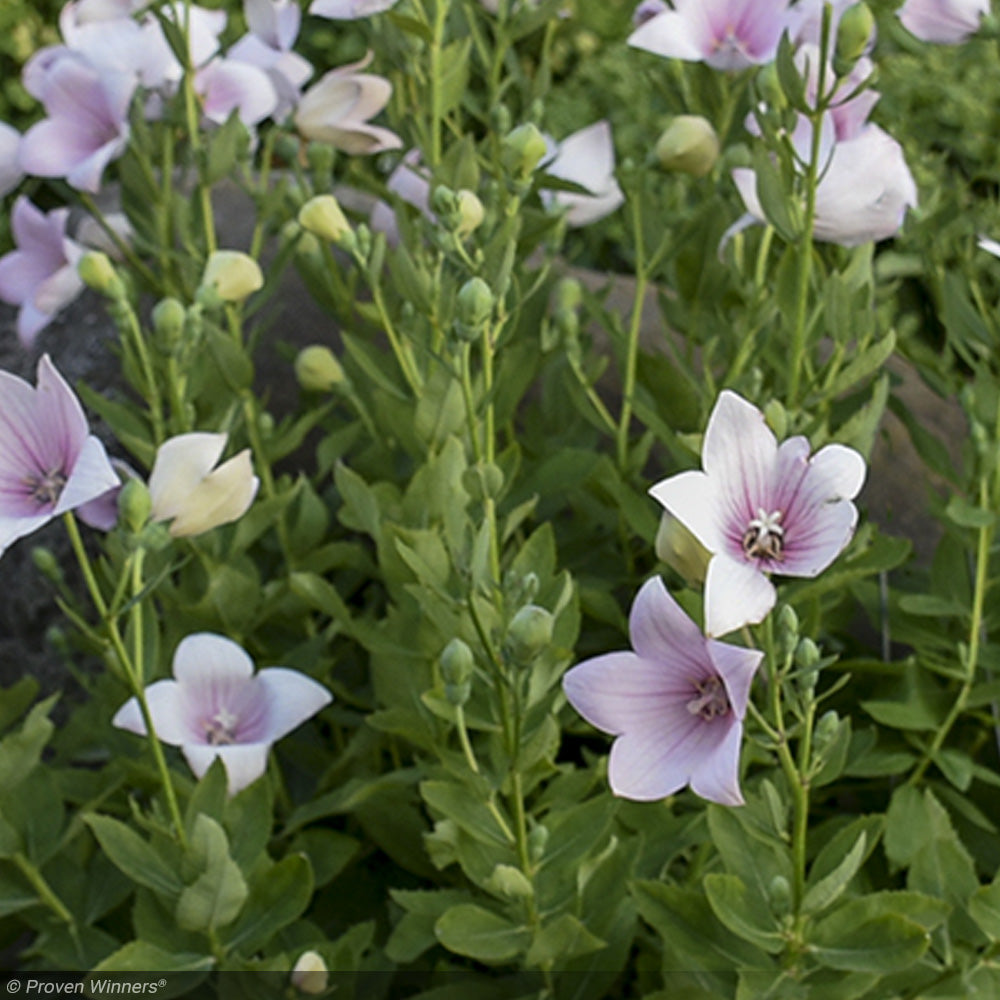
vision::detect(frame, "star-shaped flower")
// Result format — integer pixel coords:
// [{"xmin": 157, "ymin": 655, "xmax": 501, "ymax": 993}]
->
[
  {"xmin": 650, "ymin": 391, "xmax": 866, "ymax": 637},
  {"xmin": 563, "ymin": 577, "xmax": 762, "ymax": 805}
]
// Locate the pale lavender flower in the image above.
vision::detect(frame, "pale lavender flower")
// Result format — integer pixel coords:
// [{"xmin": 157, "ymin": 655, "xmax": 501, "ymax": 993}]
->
[
  {"xmin": 793, "ymin": 44, "xmax": 878, "ymax": 142},
  {"xmin": 563, "ymin": 577, "xmax": 762, "ymax": 805},
  {"xmin": 897, "ymin": 0, "xmax": 989, "ymax": 43},
  {"xmin": 113, "ymin": 633, "xmax": 332, "ymax": 795},
  {"xmin": 18, "ymin": 55, "xmax": 133, "ymax": 193},
  {"xmin": 0, "ymin": 355, "xmax": 119, "ymax": 554},
  {"xmin": 542, "ymin": 121, "xmax": 625, "ymax": 227},
  {"xmin": 0, "ymin": 123, "xmax": 22, "ymax": 197},
  {"xmin": 650, "ymin": 391, "xmax": 866, "ymax": 637},
  {"xmin": 629, "ymin": 0, "xmax": 792, "ymax": 71},
  {"xmin": 369, "ymin": 150, "xmax": 432, "ymax": 245},
  {"xmin": 195, "ymin": 58, "xmax": 278, "ymax": 126},
  {"xmin": 0, "ymin": 197, "xmax": 85, "ymax": 346},
  {"xmin": 148, "ymin": 432, "xmax": 259, "ymax": 538},
  {"xmin": 978, "ymin": 235, "xmax": 1000, "ymax": 257},
  {"xmin": 294, "ymin": 54, "xmax": 401, "ymax": 154},
  {"xmin": 732, "ymin": 122, "xmax": 917, "ymax": 247},
  {"xmin": 229, "ymin": 0, "xmax": 313, "ymax": 118},
  {"xmin": 309, "ymin": 0, "xmax": 400, "ymax": 18}
]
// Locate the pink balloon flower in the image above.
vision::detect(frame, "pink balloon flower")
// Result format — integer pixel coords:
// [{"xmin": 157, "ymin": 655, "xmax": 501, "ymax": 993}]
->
[
  {"xmin": 0, "ymin": 355, "xmax": 119, "ymax": 555},
  {"xmin": 114, "ymin": 633, "xmax": 332, "ymax": 795},
  {"xmin": 563, "ymin": 577, "xmax": 762, "ymax": 805},
  {"xmin": 897, "ymin": 0, "xmax": 989, "ymax": 43},
  {"xmin": 629, "ymin": 0, "xmax": 793, "ymax": 71},
  {"xmin": 650, "ymin": 391, "xmax": 866, "ymax": 638}
]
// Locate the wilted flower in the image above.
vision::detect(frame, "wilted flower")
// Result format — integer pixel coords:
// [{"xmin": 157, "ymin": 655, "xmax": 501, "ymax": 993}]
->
[
  {"xmin": 563, "ymin": 577, "xmax": 762, "ymax": 805},
  {"xmin": 291, "ymin": 951, "xmax": 330, "ymax": 994},
  {"xmin": 650, "ymin": 391, "xmax": 865, "ymax": 637},
  {"xmin": 732, "ymin": 122, "xmax": 917, "ymax": 247},
  {"xmin": 195, "ymin": 58, "xmax": 279, "ymax": 126},
  {"xmin": 655, "ymin": 115, "xmax": 720, "ymax": 177},
  {"xmin": 18, "ymin": 55, "xmax": 133, "ymax": 193},
  {"xmin": 0, "ymin": 355, "xmax": 119, "ymax": 555},
  {"xmin": 148, "ymin": 432, "xmax": 259, "ymax": 537},
  {"xmin": 541, "ymin": 121, "xmax": 625, "ymax": 227},
  {"xmin": 200, "ymin": 250, "xmax": 264, "ymax": 301},
  {"xmin": 113, "ymin": 632, "xmax": 332, "ymax": 795},
  {"xmin": 897, "ymin": 0, "xmax": 989, "ymax": 43},
  {"xmin": 0, "ymin": 197, "xmax": 85, "ymax": 346},
  {"xmin": 629, "ymin": 0, "xmax": 792, "ymax": 71},
  {"xmin": 310, "ymin": 0, "xmax": 400, "ymax": 17},
  {"xmin": 294, "ymin": 53, "xmax": 401, "ymax": 154}
]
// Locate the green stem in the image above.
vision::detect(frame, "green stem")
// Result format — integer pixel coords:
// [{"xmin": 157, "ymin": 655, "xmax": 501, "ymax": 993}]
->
[
  {"xmin": 13, "ymin": 853, "xmax": 74, "ymax": 925},
  {"xmin": 428, "ymin": 0, "xmax": 449, "ymax": 167},
  {"xmin": 77, "ymin": 193, "xmax": 162, "ymax": 292},
  {"xmin": 616, "ymin": 189, "xmax": 648, "ymax": 471}
]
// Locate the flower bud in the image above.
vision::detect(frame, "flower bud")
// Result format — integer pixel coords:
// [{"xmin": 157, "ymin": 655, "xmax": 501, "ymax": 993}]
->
[
  {"xmin": 756, "ymin": 62, "xmax": 786, "ymax": 111},
  {"xmin": 461, "ymin": 462, "xmax": 504, "ymax": 502},
  {"xmin": 118, "ymin": 478, "xmax": 152, "ymax": 534},
  {"xmin": 776, "ymin": 603, "xmax": 799, "ymax": 661},
  {"xmin": 795, "ymin": 637, "xmax": 820, "ymax": 670},
  {"xmin": 655, "ymin": 116, "xmax": 720, "ymax": 178},
  {"xmin": 505, "ymin": 604, "xmax": 554, "ymax": 665},
  {"xmin": 834, "ymin": 3, "xmax": 875, "ymax": 70},
  {"xmin": 32, "ymin": 546, "xmax": 62, "ymax": 583},
  {"xmin": 528, "ymin": 823, "xmax": 549, "ymax": 862},
  {"xmin": 455, "ymin": 189, "xmax": 485, "ymax": 237},
  {"xmin": 78, "ymin": 251, "xmax": 124, "ymax": 297},
  {"xmin": 152, "ymin": 297, "xmax": 186, "ymax": 350},
  {"xmin": 298, "ymin": 195, "xmax": 353, "ymax": 247},
  {"xmin": 655, "ymin": 512, "xmax": 710, "ymax": 585},
  {"xmin": 440, "ymin": 638, "xmax": 474, "ymax": 686},
  {"xmin": 486, "ymin": 863, "xmax": 534, "ymax": 900},
  {"xmin": 307, "ymin": 142, "xmax": 336, "ymax": 187},
  {"xmin": 290, "ymin": 950, "xmax": 329, "ymax": 995},
  {"xmin": 200, "ymin": 250, "xmax": 263, "ymax": 302},
  {"xmin": 454, "ymin": 277, "xmax": 494, "ymax": 341},
  {"xmin": 444, "ymin": 681, "xmax": 471, "ymax": 706},
  {"xmin": 295, "ymin": 345, "xmax": 345, "ymax": 393},
  {"xmin": 555, "ymin": 277, "xmax": 582, "ymax": 313},
  {"xmin": 768, "ymin": 875, "xmax": 792, "ymax": 917},
  {"xmin": 502, "ymin": 123, "xmax": 548, "ymax": 179},
  {"xmin": 814, "ymin": 709, "xmax": 840, "ymax": 748}
]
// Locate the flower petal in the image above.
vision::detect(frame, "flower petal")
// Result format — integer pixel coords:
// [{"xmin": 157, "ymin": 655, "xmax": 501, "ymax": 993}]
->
[
  {"xmin": 254, "ymin": 667, "xmax": 332, "ymax": 741},
  {"xmin": 167, "ymin": 449, "xmax": 258, "ymax": 537},
  {"xmin": 688, "ymin": 717, "xmax": 745, "ymax": 805},
  {"xmin": 649, "ymin": 469, "xmax": 726, "ymax": 553},
  {"xmin": 54, "ymin": 435, "xmax": 119, "ymax": 515},
  {"xmin": 113, "ymin": 680, "xmax": 201, "ymax": 744},
  {"xmin": 704, "ymin": 553, "xmax": 776, "ymax": 637},
  {"xmin": 707, "ymin": 640, "xmax": 763, "ymax": 720},
  {"xmin": 628, "ymin": 576, "xmax": 713, "ymax": 682},
  {"xmin": 183, "ymin": 742, "xmax": 270, "ymax": 794},
  {"xmin": 172, "ymin": 632, "xmax": 255, "ymax": 689},
  {"xmin": 148, "ymin": 432, "xmax": 227, "ymax": 521}
]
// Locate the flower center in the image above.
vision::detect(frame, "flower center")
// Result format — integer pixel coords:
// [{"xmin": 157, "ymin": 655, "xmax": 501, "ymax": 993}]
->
[
  {"xmin": 204, "ymin": 707, "xmax": 239, "ymax": 746},
  {"xmin": 25, "ymin": 468, "xmax": 67, "ymax": 507},
  {"xmin": 742, "ymin": 507, "xmax": 785, "ymax": 562},
  {"xmin": 685, "ymin": 676, "xmax": 730, "ymax": 721}
]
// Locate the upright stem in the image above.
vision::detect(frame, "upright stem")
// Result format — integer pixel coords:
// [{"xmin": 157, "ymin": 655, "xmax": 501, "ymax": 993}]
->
[
  {"xmin": 428, "ymin": 0, "xmax": 449, "ymax": 168},
  {"xmin": 616, "ymin": 188, "xmax": 648, "ymax": 472}
]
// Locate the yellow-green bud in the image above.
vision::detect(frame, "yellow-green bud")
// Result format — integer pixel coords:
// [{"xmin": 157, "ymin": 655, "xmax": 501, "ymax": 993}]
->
[
  {"xmin": 152, "ymin": 297, "xmax": 186, "ymax": 349},
  {"xmin": 454, "ymin": 277, "xmax": 494, "ymax": 341},
  {"xmin": 440, "ymin": 637, "xmax": 474, "ymax": 686},
  {"xmin": 814, "ymin": 710, "xmax": 840, "ymax": 748},
  {"xmin": 795, "ymin": 637, "xmax": 821, "ymax": 670},
  {"xmin": 290, "ymin": 950, "xmax": 329, "ymax": 995},
  {"xmin": 461, "ymin": 462, "xmax": 504, "ymax": 502},
  {"xmin": 295, "ymin": 345, "xmax": 346, "ymax": 393},
  {"xmin": 505, "ymin": 604, "xmax": 554, "ymax": 665},
  {"xmin": 763, "ymin": 399, "xmax": 787, "ymax": 440},
  {"xmin": 306, "ymin": 142, "xmax": 335, "ymax": 186},
  {"xmin": 655, "ymin": 512, "xmax": 711, "ymax": 585},
  {"xmin": 200, "ymin": 250, "xmax": 264, "ymax": 302},
  {"xmin": 502, "ymin": 123, "xmax": 548, "ymax": 179},
  {"xmin": 298, "ymin": 195, "xmax": 353, "ymax": 247},
  {"xmin": 835, "ymin": 3, "xmax": 875, "ymax": 70},
  {"xmin": 555, "ymin": 277, "xmax": 582, "ymax": 313},
  {"xmin": 574, "ymin": 29, "xmax": 600, "ymax": 57},
  {"xmin": 78, "ymin": 251, "xmax": 123, "ymax": 297},
  {"xmin": 118, "ymin": 478, "xmax": 152, "ymax": 534},
  {"xmin": 776, "ymin": 603, "xmax": 799, "ymax": 657},
  {"xmin": 528, "ymin": 823, "xmax": 549, "ymax": 863},
  {"xmin": 455, "ymin": 189, "xmax": 485, "ymax": 237},
  {"xmin": 486, "ymin": 863, "xmax": 534, "ymax": 900},
  {"xmin": 655, "ymin": 116, "xmax": 720, "ymax": 178}
]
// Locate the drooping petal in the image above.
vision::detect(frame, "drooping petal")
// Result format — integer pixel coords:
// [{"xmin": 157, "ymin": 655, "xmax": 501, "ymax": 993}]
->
[
  {"xmin": 54, "ymin": 435, "xmax": 119, "ymax": 515},
  {"xmin": 309, "ymin": 0, "xmax": 400, "ymax": 18},
  {"xmin": 148, "ymin": 432, "xmax": 227, "ymax": 522},
  {"xmin": 183, "ymin": 742, "xmax": 271, "ymax": 793},
  {"xmin": 196, "ymin": 58, "xmax": 278, "ymax": 125},
  {"xmin": 254, "ymin": 667, "xmax": 333, "ymax": 741},
  {"xmin": 898, "ymin": 0, "xmax": 988, "ymax": 43},
  {"xmin": 166, "ymin": 449, "xmax": 258, "ymax": 537},
  {"xmin": 649, "ymin": 469, "xmax": 727, "ymax": 554},
  {"xmin": 704, "ymin": 553, "xmax": 776, "ymax": 637},
  {"xmin": 707, "ymin": 640, "xmax": 763, "ymax": 720}
]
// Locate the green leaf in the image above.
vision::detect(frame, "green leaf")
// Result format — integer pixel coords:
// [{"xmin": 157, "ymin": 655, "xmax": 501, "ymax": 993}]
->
[
  {"xmin": 204, "ymin": 112, "xmax": 248, "ymax": 184},
  {"xmin": 89, "ymin": 942, "xmax": 214, "ymax": 974},
  {"xmin": 752, "ymin": 148, "xmax": 799, "ymax": 243},
  {"xmin": 220, "ymin": 854, "xmax": 313, "ymax": 953},
  {"xmin": 969, "ymin": 878, "xmax": 1000, "ymax": 940},
  {"xmin": 809, "ymin": 914, "xmax": 928, "ymax": 972},
  {"xmin": 175, "ymin": 815, "xmax": 248, "ymax": 933},
  {"xmin": 525, "ymin": 913, "xmax": 605, "ymax": 967},
  {"xmin": 825, "ymin": 331, "xmax": 896, "ymax": 397},
  {"xmin": 897, "ymin": 593, "xmax": 967, "ymax": 618},
  {"xmin": 438, "ymin": 37, "xmax": 471, "ymax": 116},
  {"xmin": 0, "ymin": 699, "xmax": 55, "ymax": 792},
  {"xmin": 84, "ymin": 815, "xmax": 183, "ymax": 898},
  {"xmin": 434, "ymin": 904, "xmax": 531, "ymax": 962},
  {"xmin": 703, "ymin": 874, "xmax": 785, "ymax": 953},
  {"xmin": 420, "ymin": 780, "xmax": 510, "ymax": 847},
  {"xmin": 802, "ymin": 833, "xmax": 867, "ymax": 915},
  {"xmin": 945, "ymin": 496, "xmax": 996, "ymax": 529}
]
